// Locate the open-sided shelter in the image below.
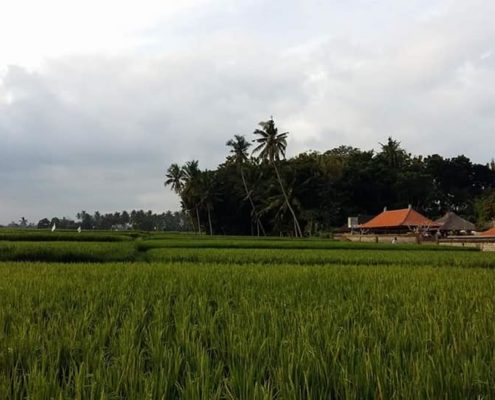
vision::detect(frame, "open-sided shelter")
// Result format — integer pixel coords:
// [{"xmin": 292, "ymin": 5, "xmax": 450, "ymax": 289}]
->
[
  {"xmin": 359, "ymin": 207, "xmax": 438, "ymax": 233},
  {"xmin": 435, "ymin": 212, "xmax": 475, "ymax": 233}
]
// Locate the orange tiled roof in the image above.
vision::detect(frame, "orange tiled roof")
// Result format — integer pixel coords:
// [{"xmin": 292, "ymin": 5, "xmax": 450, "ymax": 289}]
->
[
  {"xmin": 359, "ymin": 208, "xmax": 438, "ymax": 229},
  {"xmin": 480, "ymin": 227, "xmax": 495, "ymax": 236}
]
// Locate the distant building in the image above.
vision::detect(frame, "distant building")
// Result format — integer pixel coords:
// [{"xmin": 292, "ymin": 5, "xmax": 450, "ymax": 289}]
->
[
  {"xmin": 480, "ymin": 227, "xmax": 495, "ymax": 237},
  {"xmin": 335, "ymin": 215, "xmax": 373, "ymax": 233},
  {"xmin": 434, "ymin": 212, "xmax": 475, "ymax": 234},
  {"xmin": 111, "ymin": 223, "xmax": 133, "ymax": 231},
  {"xmin": 359, "ymin": 206, "xmax": 439, "ymax": 234}
]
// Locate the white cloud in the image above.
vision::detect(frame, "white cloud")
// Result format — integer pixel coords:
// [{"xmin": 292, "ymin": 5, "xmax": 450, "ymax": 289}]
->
[
  {"xmin": 0, "ymin": 0, "xmax": 211, "ymax": 69},
  {"xmin": 1, "ymin": 0, "xmax": 495, "ymax": 223}
]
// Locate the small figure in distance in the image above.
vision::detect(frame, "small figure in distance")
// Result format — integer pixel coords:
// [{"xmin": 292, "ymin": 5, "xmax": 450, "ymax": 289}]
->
[
  {"xmin": 51, "ymin": 223, "xmax": 56, "ymax": 232},
  {"xmin": 77, "ymin": 226, "xmax": 82, "ymax": 233},
  {"xmin": 392, "ymin": 237, "xmax": 398, "ymax": 245}
]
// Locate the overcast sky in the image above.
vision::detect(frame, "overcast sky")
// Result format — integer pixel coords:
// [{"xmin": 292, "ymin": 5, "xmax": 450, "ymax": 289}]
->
[{"xmin": 1, "ymin": 0, "xmax": 494, "ymax": 224}]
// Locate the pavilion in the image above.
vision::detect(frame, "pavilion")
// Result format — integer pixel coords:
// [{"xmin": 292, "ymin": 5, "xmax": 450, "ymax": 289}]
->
[
  {"xmin": 359, "ymin": 206, "xmax": 439, "ymax": 233},
  {"xmin": 434, "ymin": 211, "xmax": 475, "ymax": 234}
]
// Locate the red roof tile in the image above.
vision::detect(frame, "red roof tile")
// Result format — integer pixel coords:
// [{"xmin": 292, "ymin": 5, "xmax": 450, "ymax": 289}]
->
[
  {"xmin": 359, "ymin": 208, "xmax": 438, "ymax": 229},
  {"xmin": 480, "ymin": 227, "xmax": 495, "ymax": 236}
]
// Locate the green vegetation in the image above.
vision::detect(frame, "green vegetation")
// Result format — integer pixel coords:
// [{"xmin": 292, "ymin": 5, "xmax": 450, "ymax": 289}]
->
[
  {"xmin": 145, "ymin": 247, "xmax": 495, "ymax": 268},
  {"xmin": 0, "ymin": 230, "xmax": 134, "ymax": 242},
  {"xmin": 2, "ymin": 262, "xmax": 495, "ymax": 399},
  {"xmin": 0, "ymin": 241, "xmax": 138, "ymax": 262},
  {"xmin": 1, "ymin": 231, "xmax": 494, "ymax": 398},
  {"xmin": 7, "ymin": 210, "xmax": 192, "ymax": 231},
  {"xmin": 0, "ymin": 234, "xmax": 478, "ymax": 263},
  {"xmin": 165, "ymin": 120, "xmax": 495, "ymax": 236},
  {"xmin": 136, "ymin": 237, "xmax": 474, "ymax": 251}
]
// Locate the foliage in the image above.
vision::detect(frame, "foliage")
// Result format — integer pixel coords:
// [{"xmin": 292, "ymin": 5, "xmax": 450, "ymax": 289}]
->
[
  {"xmin": 0, "ymin": 241, "xmax": 138, "ymax": 262},
  {"xmin": 165, "ymin": 122, "xmax": 495, "ymax": 235},
  {"xmin": 136, "ymin": 237, "xmax": 473, "ymax": 252},
  {"xmin": 34, "ymin": 210, "xmax": 192, "ymax": 232},
  {"xmin": 0, "ymin": 231, "xmax": 133, "ymax": 242},
  {"xmin": 474, "ymin": 188, "xmax": 495, "ymax": 228},
  {"xmin": 2, "ymin": 260, "xmax": 495, "ymax": 398},
  {"xmin": 145, "ymin": 247, "xmax": 493, "ymax": 268}
]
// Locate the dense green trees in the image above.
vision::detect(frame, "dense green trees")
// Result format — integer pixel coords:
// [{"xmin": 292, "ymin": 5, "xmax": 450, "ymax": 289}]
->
[
  {"xmin": 166, "ymin": 121, "xmax": 495, "ymax": 235},
  {"xmin": 475, "ymin": 189, "xmax": 495, "ymax": 227},
  {"xmin": 32, "ymin": 210, "xmax": 192, "ymax": 231}
]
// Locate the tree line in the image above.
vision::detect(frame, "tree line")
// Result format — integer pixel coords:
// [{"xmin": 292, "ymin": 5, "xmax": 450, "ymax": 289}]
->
[
  {"xmin": 165, "ymin": 118, "xmax": 495, "ymax": 236},
  {"xmin": 4, "ymin": 210, "xmax": 192, "ymax": 231}
]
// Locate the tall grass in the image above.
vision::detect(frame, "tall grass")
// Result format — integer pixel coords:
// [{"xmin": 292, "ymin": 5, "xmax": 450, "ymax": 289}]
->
[
  {"xmin": 0, "ymin": 230, "xmax": 134, "ymax": 242},
  {"xmin": 0, "ymin": 236, "xmax": 484, "ymax": 266},
  {"xmin": 137, "ymin": 238, "xmax": 475, "ymax": 252},
  {"xmin": 0, "ymin": 241, "xmax": 138, "ymax": 262},
  {"xmin": 145, "ymin": 247, "xmax": 495, "ymax": 268},
  {"xmin": 1, "ymin": 262, "xmax": 494, "ymax": 399}
]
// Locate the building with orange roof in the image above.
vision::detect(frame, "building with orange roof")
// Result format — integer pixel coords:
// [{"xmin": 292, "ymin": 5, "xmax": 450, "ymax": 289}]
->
[
  {"xmin": 359, "ymin": 206, "xmax": 439, "ymax": 233},
  {"xmin": 480, "ymin": 227, "xmax": 495, "ymax": 237}
]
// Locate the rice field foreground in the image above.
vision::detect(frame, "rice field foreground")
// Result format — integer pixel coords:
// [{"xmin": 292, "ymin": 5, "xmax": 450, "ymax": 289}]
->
[{"xmin": 1, "ymin": 261, "xmax": 495, "ymax": 399}]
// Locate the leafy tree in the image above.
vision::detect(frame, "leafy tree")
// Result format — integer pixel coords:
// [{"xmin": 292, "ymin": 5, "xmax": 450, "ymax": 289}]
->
[
  {"xmin": 475, "ymin": 189, "xmax": 495, "ymax": 228},
  {"xmin": 37, "ymin": 218, "xmax": 51, "ymax": 229},
  {"xmin": 162, "ymin": 129, "xmax": 495, "ymax": 235},
  {"xmin": 76, "ymin": 210, "xmax": 93, "ymax": 229},
  {"xmin": 121, "ymin": 211, "xmax": 130, "ymax": 225},
  {"xmin": 377, "ymin": 137, "xmax": 408, "ymax": 168}
]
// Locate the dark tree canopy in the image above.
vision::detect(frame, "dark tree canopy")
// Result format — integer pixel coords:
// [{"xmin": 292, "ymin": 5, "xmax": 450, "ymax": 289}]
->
[{"xmin": 166, "ymin": 122, "xmax": 495, "ymax": 235}]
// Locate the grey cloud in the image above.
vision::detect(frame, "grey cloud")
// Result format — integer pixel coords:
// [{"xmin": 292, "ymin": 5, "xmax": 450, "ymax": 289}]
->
[
  {"xmin": 1, "ymin": 0, "xmax": 495, "ymax": 223},
  {"xmin": 0, "ymin": 48, "xmax": 309, "ymax": 223}
]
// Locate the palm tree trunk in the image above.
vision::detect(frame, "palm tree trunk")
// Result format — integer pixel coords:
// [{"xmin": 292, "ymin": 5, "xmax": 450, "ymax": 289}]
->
[
  {"xmin": 240, "ymin": 167, "xmax": 266, "ymax": 236},
  {"xmin": 195, "ymin": 206, "xmax": 201, "ymax": 234},
  {"xmin": 187, "ymin": 209, "xmax": 195, "ymax": 232},
  {"xmin": 207, "ymin": 204, "xmax": 213, "ymax": 235},
  {"xmin": 272, "ymin": 161, "xmax": 303, "ymax": 237}
]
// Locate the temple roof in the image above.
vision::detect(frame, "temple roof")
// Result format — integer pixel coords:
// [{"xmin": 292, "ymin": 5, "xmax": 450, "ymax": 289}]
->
[
  {"xmin": 359, "ymin": 208, "xmax": 438, "ymax": 229},
  {"xmin": 435, "ymin": 212, "xmax": 475, "ymax": 231},
  {"xmin": 480, "ymin": 227, "xmax": 495, "ymax": 237}
]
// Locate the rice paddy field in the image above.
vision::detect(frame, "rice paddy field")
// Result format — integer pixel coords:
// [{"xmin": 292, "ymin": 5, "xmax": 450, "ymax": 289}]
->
[{"xmin": 1, "ymin": 230, "xmax": 495, "ymax": 399}]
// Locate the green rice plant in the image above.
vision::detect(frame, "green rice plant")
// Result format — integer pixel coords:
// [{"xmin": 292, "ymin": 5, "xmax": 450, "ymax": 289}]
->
[
  {"xmin": 0, "ymin": 262, "xmax": 494, "ymax": 399},
  {"xmin": 0, "ymin": 241, "xmax": 138, "ymax": 262},
  {"xmin": 145, "ymin": 247, "xmax": 495, "ymax": 268},
  {"xmin": 0, "ymin": 230, "xmax": 134, "ymax": 242},
  {"xmin": 137, "ymin": 237, "xmax": 475, "ymax": 252}
]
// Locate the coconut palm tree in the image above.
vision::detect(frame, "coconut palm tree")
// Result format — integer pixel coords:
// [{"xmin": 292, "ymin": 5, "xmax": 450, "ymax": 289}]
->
[
  {"xmin": 165, "ymin": 161, "xmax": 203, "ymax": 233},
  {"xmin": 226, "ymin": 135, "xmax": 266, "ymax": 236},
  {"xmin": 182, "ymin": 160, "xmax": 203, "ymax": 234},
  {"xmin": 253, "ymin": 118, "xmax": 303, "ymax": 237},
  {"xmin": 164, "ymin": 163, "xmax": 195, "ymax": 231},
  {"xmin": 260, "ymin": 178, "xmax": 302, "ymax": 236},
  {"xmin": 164, "ymin": 163, "xmax": 184, "ymax": 194},
  {"xmin": 198, "ymin": 170, "xmax": 219, "ymax": 235},
  {"xmin": 378, "ymin": 137, "xmax": 407, "ymax": 168}
]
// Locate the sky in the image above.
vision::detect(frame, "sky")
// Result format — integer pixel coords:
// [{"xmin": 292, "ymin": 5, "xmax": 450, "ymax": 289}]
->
[{"xmin": 1, "ymin": 0, "xmax": 494, "ymax": 224}]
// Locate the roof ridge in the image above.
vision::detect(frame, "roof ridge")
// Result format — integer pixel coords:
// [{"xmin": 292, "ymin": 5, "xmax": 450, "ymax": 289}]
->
[{"xmin": 401, "ymin": 207, "xmax": 412, "ymax": 225}]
